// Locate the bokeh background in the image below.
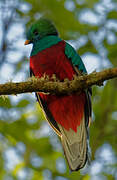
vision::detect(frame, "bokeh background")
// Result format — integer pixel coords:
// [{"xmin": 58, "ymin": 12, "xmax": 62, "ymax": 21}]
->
[{"xmin": 0, "ymin": 0, "xmax": 117, "ymax": 179}]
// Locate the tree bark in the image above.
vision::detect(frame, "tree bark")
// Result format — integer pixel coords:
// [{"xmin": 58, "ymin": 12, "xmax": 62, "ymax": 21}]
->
[{"xmin": 0, "ymin": 67, "xmax": 117, "ymax": 96}]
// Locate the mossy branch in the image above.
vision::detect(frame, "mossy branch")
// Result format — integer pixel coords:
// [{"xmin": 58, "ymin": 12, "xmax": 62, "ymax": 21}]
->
[{"xmin": 0, "ymin": 67, "xmax": 117, "ymax": 96}]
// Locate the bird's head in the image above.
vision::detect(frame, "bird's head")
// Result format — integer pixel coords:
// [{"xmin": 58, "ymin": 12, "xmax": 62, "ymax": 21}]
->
[{"xmin": 24, "ymin": 18, "xmax": 58, "ymax": 45}]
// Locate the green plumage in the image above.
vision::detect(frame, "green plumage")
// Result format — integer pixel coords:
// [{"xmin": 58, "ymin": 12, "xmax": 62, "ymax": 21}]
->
[
  {"xmin": 26, "ymin": 18, "xmax": 87, "ymax": 73},
  {"xmin": 26, "ymin": 18, "xmax": 58, "ymax": 43},
  {"xmin": 65, "ymin": 43, "xmax": 87, "ymax": 73},
  {"xmin": 30, "ymin": 35, "xmax": 87, "ymax": 73},
  {"xmin": 31, "ymin": 35, "xmax": 61, "ymax": 56}
]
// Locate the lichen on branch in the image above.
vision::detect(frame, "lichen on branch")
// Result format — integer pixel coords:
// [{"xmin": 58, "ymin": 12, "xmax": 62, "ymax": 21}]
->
[{"xmin": 0, "ymin": 67, "xmax": 117, "ymax": 96}]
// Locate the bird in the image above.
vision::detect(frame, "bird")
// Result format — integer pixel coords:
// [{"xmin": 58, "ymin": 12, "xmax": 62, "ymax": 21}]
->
[{"xmin": 25, "ymin": 18, "xmax": 92, "ymax": 171}]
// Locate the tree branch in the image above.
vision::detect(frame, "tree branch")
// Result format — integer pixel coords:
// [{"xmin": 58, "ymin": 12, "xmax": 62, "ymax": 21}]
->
[{"xmin": 0, "ymin": 67, "xmax": 117, "ymax": 96}]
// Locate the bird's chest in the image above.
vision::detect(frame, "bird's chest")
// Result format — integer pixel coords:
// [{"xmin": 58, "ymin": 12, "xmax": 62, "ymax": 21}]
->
[
  {"xmin": 30, "ymin": 41, "xmax": 76, "ymax": 80},
  {"xmin": 30, "ymin": 49, "xmax": 57, "ymax": 78}
]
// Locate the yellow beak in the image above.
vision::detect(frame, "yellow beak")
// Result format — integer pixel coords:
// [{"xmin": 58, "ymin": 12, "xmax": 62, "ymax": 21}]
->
[{"xmin": 24, "ymin": 40, "xmax": 31, "ymax": 45}]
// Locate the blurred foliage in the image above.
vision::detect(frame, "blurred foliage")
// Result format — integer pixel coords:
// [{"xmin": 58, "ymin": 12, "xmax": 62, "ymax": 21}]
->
[{"xmin": 0, "ymin": 0, "xmax": 117, "ymax": 179}]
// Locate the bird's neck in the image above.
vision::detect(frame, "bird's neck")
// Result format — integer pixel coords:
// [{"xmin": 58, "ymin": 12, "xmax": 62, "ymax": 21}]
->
[{"xmin": 31, "ymin": 35, "xmax": 62, "ymax": 56}]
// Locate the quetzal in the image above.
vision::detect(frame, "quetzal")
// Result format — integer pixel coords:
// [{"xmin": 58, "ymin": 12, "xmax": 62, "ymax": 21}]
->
[{"xmin": 25, "ymin": 18, "xmax": 92, "ymax": 171}]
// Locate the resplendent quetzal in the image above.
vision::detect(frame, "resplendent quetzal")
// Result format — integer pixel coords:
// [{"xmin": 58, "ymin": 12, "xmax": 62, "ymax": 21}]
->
[{"xmin": 25, "ymin": 18, "xmax": 92, "ymax": 171}]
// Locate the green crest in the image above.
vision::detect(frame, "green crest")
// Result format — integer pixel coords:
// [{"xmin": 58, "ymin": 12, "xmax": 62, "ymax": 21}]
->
[{"xmin": 26, "ymin": 18, "xmax": 58, "ymax": 43}]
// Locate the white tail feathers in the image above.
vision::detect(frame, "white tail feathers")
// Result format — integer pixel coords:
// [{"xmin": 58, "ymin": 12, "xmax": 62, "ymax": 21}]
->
[{"xmin": 58, "ymin": 115, "xmax": 88, "ymax": 171}]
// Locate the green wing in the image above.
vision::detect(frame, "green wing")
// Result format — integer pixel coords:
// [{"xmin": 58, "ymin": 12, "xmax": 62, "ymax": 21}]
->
[
  {"xmin": 65, "ymin": 42, "xmax": 92, "ymax": 127},
  {"xmin": 65, "ymin": 42, "xmax": 87, "ymax": 73}
]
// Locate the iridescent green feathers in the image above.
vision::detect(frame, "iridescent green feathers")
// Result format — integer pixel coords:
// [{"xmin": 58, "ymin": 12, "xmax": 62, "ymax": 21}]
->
[
  {"xmin": 30, "ymin": 36, "xmax": 61, "ymax": 56},
  {"xmin": 26, "ymin": 18, "xmax": 87, "ymax": 73},
  {"xmin": 65, "ymin": 43, "xmax": 87, "ymax": 73},
  {"xmin": 26, "ymin": 18, "xmax": 58, "ymax": 43}
]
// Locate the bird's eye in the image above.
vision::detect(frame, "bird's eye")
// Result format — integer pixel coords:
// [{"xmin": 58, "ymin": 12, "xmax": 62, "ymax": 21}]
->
[{"xmin": 34, "ymin": 30, "xmax": 38, "ymax": 36}]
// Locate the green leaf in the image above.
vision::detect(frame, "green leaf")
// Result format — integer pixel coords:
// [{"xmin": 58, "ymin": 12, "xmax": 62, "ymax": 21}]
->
[
  {"xmin": 0, "ymin": 96, "xmax": 12, "ymax": 108},
  {"xmin": 78, "ymin": 39, "xmax": 98, "ymax": 55},
  {"xmin": 16, "ymin": 99, "xmax": 30, "ymax": 108},
  {"xmin": 107, "ymin": 10, "xmax": 117, "ymax": 19}
]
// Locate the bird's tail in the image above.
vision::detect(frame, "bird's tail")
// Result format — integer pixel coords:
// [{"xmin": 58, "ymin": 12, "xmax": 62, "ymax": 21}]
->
[{"xmin": 58, "ymin": 115, "xmax": 89, "ymax": 171}]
